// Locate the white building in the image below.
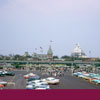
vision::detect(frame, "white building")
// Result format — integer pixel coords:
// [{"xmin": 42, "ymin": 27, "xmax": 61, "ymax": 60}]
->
[{"xmin": 71, "ymin": 43, "xmax": 87, "ymax": 58}]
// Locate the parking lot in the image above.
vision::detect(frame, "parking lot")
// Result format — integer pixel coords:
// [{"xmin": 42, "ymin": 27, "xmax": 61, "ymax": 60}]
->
[{"xmin": 1, "ymin": 70, "xmax": 100, "ymax": 89}]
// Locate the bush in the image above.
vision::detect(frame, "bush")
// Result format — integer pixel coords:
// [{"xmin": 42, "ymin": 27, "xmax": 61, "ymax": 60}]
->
[
  {"xmin": 74, "ymin": 66, "xmax": 79, "ymax": 70},
  {"xmin": 15, "ymin": 65, "xmax": 21, "ymax": 69},
  {"xmin": 0, "ymin": 66, "xmax": 3, "ymax": 69}
]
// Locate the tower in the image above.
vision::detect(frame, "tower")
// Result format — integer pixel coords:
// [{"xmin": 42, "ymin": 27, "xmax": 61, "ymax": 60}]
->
[
  {"xmin": 47, "ymin": 45, "xmax": 53, "ymax": 61},
  {"xmin": 24, "ymin": 52, "xmax": 29, "ymax": 57}
]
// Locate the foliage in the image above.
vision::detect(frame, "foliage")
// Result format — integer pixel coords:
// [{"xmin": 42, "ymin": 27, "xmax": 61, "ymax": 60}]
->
[
  {"xmin": 95, "ymin": 64, "xmax": 100, "ymax": 67},
  {"xmin": 53, "ymin": 56, "xmax": 59, "ymax": 59},
  {"xmin": 0, "ymin": 66, "xmax": 3, "ymax": 69},
  {"xmin": 74, "ymin": 66, "xmax": 79, "ymax": 70},
  {"xmin": 61, "ymin": 55, "xmax": 85, "ymax": 61}
]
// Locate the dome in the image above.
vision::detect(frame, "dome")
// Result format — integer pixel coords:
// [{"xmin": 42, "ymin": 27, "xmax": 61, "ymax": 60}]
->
[
  {"xmin": 71, "ymin": 43, "xmax": 87, "ymax": 58},
  {"xmin": 72, "ymin": 43, "xmax": 82, "ymax": 53}
]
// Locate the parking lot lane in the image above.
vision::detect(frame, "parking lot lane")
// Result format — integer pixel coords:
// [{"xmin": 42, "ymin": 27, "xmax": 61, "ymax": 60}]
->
[{"xmin": 1, "ymin": 70, "xmax": 100, "ymax": 89}]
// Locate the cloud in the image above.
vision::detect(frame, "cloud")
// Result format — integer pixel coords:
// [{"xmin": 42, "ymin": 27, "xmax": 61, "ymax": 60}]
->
[
  {"xmin": 1, "ymin": 0, "xmax": 100, "ymax": 14},
  {"xmin": 0, "ymin": 0, "xmax": 100, "ymax": 21}
]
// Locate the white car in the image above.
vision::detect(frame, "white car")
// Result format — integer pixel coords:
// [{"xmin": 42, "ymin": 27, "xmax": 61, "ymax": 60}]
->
[
  {"xmin": 0, "ymin": 80, "xmax": 7, "ymax": 86},
  {"xmin": 27, "ymin": 80, "xmax": 48, "ymax": 86},
  {"xmin": 35, "ymin": 88, "xmax": 47, "ymax": 90},
  {"xmin": 43, "ymin": 77, "xmax": 60, "ymax": 85},
  {"xmin": 26, "ymin": 84, "xmax": 50, "ymax": 90},
  {"xmin": 24, "ymin": 73, "xmax": 36, "ymax": 78},
  {"xmin": 2, "ymin": 71, "xmax": 8, "ymax": 74},
  {"xmin": 35, "ymin": 85, "xmax": 50, "ymax": 90},
  {"xmin": 26, "ymin": 85, "xmax": 35, "ymax": 89},
  {"xmin": 78, "ymin": 75, "xmax": 85, "ymax": 78},
  {"xmin": 28, "ymin": 73, "xmax": 36, "ymax": 77}
]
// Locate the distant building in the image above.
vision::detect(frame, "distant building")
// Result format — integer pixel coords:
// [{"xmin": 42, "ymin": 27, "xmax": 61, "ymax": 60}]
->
[
  {"xmin": 71, "ymin": 43, "xmax": 87, "ymax": 58},
  {"xmin": 83, "ymin": 58, "xmax": 100, "ymax": 62},
  {"xmin": 32, "ymin": 53, "xmax": 47, "ymax": 61},
  {"xmin": 24, "ymin": 52, "xmax": 29, "ymax": 57},
  {"xmin": 47, "ymin": 45, "xmax": 53, "ymax": 61},
  {"xmin": 32, "ymin": 46, "xmax": 53, "ymax": 61},
  {"xmin": 8, "ymin": 54, "xmax": 14, "ymax": 60}
]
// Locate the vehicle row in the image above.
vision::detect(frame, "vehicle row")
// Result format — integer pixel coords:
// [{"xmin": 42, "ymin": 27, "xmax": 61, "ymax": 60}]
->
[
  {"xmin": 0, "ymin": 70, "xmax": 15, "ymax": 89},
  {"xmin": 0, "ymin": 71, "xmax": 15, "ymax": 77},
  {"xmin": 0, "ymin": 79, "xmax": 8, "ymax": 89},
  {"xmin": 24, "ymin": 73, "xmax": 60, "ymax": 90},
  {"xmin": 73, "ymin": 71, "xmax": 100, "ymax": 85}
]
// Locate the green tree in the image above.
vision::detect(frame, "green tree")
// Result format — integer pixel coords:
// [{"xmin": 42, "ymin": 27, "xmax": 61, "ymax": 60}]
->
[{"xmin": 53, "ymin": 56, "xmax": 59, "ymax": 59}]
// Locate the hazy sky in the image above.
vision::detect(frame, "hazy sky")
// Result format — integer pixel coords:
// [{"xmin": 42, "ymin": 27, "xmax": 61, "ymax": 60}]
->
[{"xmin": 0, "ymin": 0, "xmax": 100, "ymax": 57}]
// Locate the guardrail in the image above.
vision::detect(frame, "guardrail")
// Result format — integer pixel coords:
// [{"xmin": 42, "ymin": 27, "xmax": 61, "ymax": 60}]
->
[{"xmin": 0, "ymin": 60, "xmax": 100, "ymax": 64}]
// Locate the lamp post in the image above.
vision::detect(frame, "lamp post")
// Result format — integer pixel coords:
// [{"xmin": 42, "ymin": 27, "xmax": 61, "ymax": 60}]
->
[
  {"xmin": 26, "ymin": 61, "xmax": 29, "ymax": 72},
  {"xmin": 71, "ymin": 63, "xmax": 74, "ymax": 75}
]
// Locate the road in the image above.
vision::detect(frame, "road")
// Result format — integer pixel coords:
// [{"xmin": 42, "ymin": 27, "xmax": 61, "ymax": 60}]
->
[{"xmin": 1, "ymin": 70, "xmax": 100, "ymax": 89}]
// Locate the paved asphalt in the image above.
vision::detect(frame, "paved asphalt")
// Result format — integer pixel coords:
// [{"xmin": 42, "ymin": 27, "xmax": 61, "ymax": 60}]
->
[{"xmin": 1, "ymin": 70, "xmax": 100, "ymax": 89}]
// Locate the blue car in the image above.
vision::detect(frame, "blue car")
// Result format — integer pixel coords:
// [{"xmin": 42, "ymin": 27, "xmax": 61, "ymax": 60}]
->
[
  {"xmin": 0, "ymin": 72, "xmax": 5, "ymax": 77},
  {"xmin": 5, "ymin": 72, "xmax": 15, "ymax": 76},
  {"xmin": 93, "ymin": 80, "xmax": 100, "ymax": 84},
  {"xmin": 74, "ymin": 72, "xmax": 82, "ymax": 77},
  {"xmin": 28, "ymin": 76, "xmax": 41, "ymax": 82}
]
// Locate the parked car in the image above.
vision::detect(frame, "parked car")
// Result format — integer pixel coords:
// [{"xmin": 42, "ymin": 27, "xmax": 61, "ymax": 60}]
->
[
  {"xmin": 27, "ymin": 80, "xmax": 48, "ymax": 86},
  {"xmin": 73, "ymin": 72, "xmax": 82, "ymax": 77},
  {"xmin": 26, "ymin": 85, "xmax": 36, "ymax": 89},
  {"xmin": 26, "ymin": 84, "xmax": 50, "ymax": 90},
  {"xmin": 24, "ymin": 73, "xmax": 37, "ymax": 79},
  {"xmin": 28, "ymin": 76, "xmax": 41, "ymax": 82},
  {"xmin": 5, "ymin": 72, "xmax": 15, "ymax": 76},
  {"xmin": 27, "ymin": 80, "xmax": 48, "ymax": 85},
  {"xmin": 78, "ymin": 75, "xmax": 85, "ymax": 78},
  {"xmin": 0, "ymin": 71, "xmax": 5, "ymax": 77},
  {"xmin": 43, "ymin": 77, "xmax": 60, "ymax": 85},
  {"xmin": 2, "ymin": 71, "xmax": 8, "ymax": 74},
  {"xmin": 0, "ymin": 80, "xmax": 7, "ymax": 86},
  {"xmin": 35, "ymin": 84, "xmax": 50, "ymax": 90}
]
